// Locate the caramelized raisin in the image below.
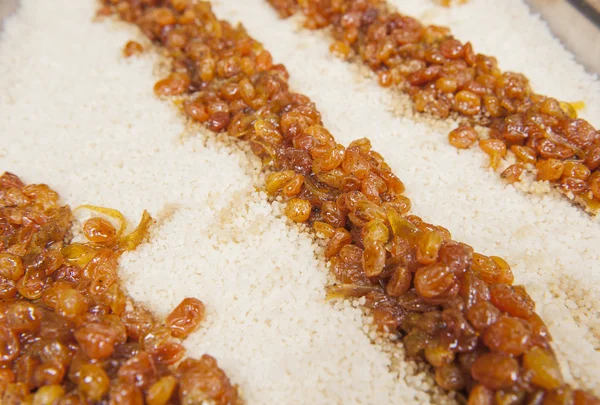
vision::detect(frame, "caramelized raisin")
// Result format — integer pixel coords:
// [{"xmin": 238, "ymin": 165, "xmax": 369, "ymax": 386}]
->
[{"xmin": 166, "ymin": 298, "xmax": 205, "ymax": 339}]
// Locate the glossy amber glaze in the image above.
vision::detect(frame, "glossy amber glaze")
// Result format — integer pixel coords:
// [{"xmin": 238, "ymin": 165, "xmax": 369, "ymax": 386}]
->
[
  {"xmin": 268, "ymin": 0, "xmax": 600, "ymax": 213},
  {"xmin": 101, "ymin": 0, "xmax": 599, "ymax": 403},
  {"xmin": 0, "ymin": 173, "xmax": 238, "ymax": 405}
]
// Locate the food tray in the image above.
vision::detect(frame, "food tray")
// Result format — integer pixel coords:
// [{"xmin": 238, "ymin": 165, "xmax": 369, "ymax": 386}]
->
[{"xmin": 524, "ymin": 0, "xmax": 600, "ymax": 74}]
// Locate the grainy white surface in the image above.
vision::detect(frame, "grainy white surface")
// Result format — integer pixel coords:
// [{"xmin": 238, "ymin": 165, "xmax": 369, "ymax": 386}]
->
[
  {"xmin": 1, "ymin": 0, "xmax": 599, "ymax": 402},
  {"xmin": 213, "ymin": 0, "xmax": 600, "ymax": 395}
]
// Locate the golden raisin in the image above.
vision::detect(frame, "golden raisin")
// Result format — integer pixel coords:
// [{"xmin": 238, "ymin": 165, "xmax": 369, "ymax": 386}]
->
[
  {"xmin": 362, "ymin": 219, "xmax": 389, "ymax": 246},
  {"xmin": 32, "ymin": 384, "xmax": 65, "ymax": 405},
  {"xmin": 563, "ymin": 161, "xmax": 591, "ymax": 180},
  {"xmin": 501, "ymin": 163, "xmax": 524, "ymax": 184},
  {"xmin": 282, "ymin": 174, "xmax": 305, "ymax": 197},
  {"xmin": 78, "ymin": 364, "xmax": 109, "ymax": 401},
  {"xmin": 83, "ymin": 217, "xmax": 117, "ymax": 244},
  {"xmin": 154, "ymin": 72, "xmax": 190, "ymax": 96},
  {"xmin": 324, "ymin": 228, "xmax": 352, "ymax": 258},
  {"xmin": 490, "ymin": 256, "xmax": 514, "ymax": 284},
  {"xmin": 490, "ymin": 283, "xmax": 534, "ymax": 319},
  {"xmin": 435, "ymin": 77, "xmax": 458, "ymax": 93},
  {"xmin": 265, "ymin": 170, "xmax": 295, "ymax": 195},
  {"xmin": 386, "ymin": 266, "xmax": 411, "ymax": 297},
  {"xmin": 123, "ymin": 41, "xmax": 143, "ymax": 57},
  {"xmin": 74, "ymin": 323, "xmax": 118, "ymax": 360},
  {"xmin": 454, "ymin": 90, "xmax": 481, "ymax": 116},
  {"xmin": 363, "ymin": 242, "xmax": 386, "ymax": 277},
  {"xmin": 471, "ymin": 253, "xmax": 500, "ymax": 284},
  {"xmin": 466, "ymin": 301, "xmax": 500, "ymax": 331},
  {"xmin": 589, "ymin": 172, "xmax": 600, "ymax": 201},
  {"xmin": 511, "ymin": 145, "xmax": 537, "ymax": 165},
  {"xmin": 0, "ymin": 253, "xmax": 24, "ymax": 281},
  {"xmin": 483, "ymin": 316, "xmax": 531, "ymax": 355},
  {"xmin": 448, "ymin": 125, "xmax": 478, "ymax": 149},
  {"xmin": 424, "ymin": 341, "xmax": 454, "ymax": 368},
  {"xmin": 17, "ymin": 267, "xmax": 46, "ymax": 300},
  {"xmin": 561, "ymin": 177, "xmax": 589, "ymax": 195},
  {"xmin": 184, "ymin": 100, "xmax": 209, "ymax": 123},
  {"xmin": 109, "ymin": 381, "xmax": 143, "ymax": 405},
  {"xmin": 284, "ymin": 198, "xmax": 312, "ymax": 222},
  {"xmin": 0, "ymin": 325, "xmax": 19, "ymax": 362},
  {"xmin": 118, "ymin": 352, "xmax": 157, "ymax": 390},
  {"xmin": 471, "ymin": 352, "xmax": 519, "ymax": 390},
  {"xmin": 483, "ymin": 95, "xmax": 502, "ymax": 117},
  {"xmin": 414, "ymin": 264, "xmax": 457, "ymax": 301},
  {"xmin": 435, "ymin": 363, "xmax": 466, "ymax": 391},
  {"xmin": 536, "ymin": 159, "xmax": 564, "ymax": 181},
  {"xmin": 166, "ymin": 297, "xmax": 205, "ymax": 339},
  {"xmin": 416, "ymin": 229, "xmax": 443, "ymax": 265},
  {"xmin": 523, "ymin": 346, "xmax": 563, "ymax": 390},
  {"xmin": 177, "ymin": 355, "xmax": 237, "ymax": 404},
  {"xmin": 479, "ymin": 139, "xmax": 507, "ymax": 169},
  {"xmin": 7, "ymin": 301, "xmax": 42, "ymax": 334},
  {"xmin": 468, "ymin": 385, "xmax": 494, "ymax": 405},
  {"xmin": 146, "ymin": 375, "xmax": 177, "ymax": 405},
  {"xmin": 313, "ymin": 221, "xmax": 335, "ymax": 239}
]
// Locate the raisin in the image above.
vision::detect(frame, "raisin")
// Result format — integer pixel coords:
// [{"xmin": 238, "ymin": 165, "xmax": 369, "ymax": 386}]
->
[
  {"xmin": 523, "ymin": 346, "xmax": 563, "ymax": 390},
  {"xmin": 471, "ymin": 352, "xmax": 519, "ymax": 390},
  {"xmin": 83, "ymin": 218, "xmax": 117, "ymax": 244},
  {"xmin": 123, "ymin": 41, "xmax": 143, "ymax": 57},
  {"xmin": 483, "ymin": 316, "xmax": 531, "ymax": 355},
  {"xmin": 166, "ymin": 298, "xmax": 205, "ymax": 339}
]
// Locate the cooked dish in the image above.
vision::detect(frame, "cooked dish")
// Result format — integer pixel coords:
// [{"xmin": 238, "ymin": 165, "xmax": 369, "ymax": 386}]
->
[{"xmin": 1, "ymin": 0, "xmax": 599, "ymax": 404}]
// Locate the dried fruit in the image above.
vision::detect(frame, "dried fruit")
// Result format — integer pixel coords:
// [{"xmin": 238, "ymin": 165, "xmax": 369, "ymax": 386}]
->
[
  {"xmin": 154, "ymin": 73, "xmax": 190, "ymax": 97},
  {"xmin": 265, "ymin": 0, "xmax": 600, "ymax": 213},
  {"xmin": 166, "ymin": 298, "xmax": 205, "ymax": 339},
  {"xmin": 83, "ymin": 217, "xmax": 117, "ymax": 244},
  {"xmin": 435, "ymin": 363, "xmax": 465, "ymax": 391},
  {"xmin": 178, "ymin": 355, "xmax": 238, "ymax": 405},
  {"xmin": 449, "ymin": 125, "xmax": 478, "ymax": 149},
  {"xmin": 536, "ymin": 159, "xmax": 564, "ymax": 181},
  {"xmin": 483, "ymin": 316, "xmax": 531, "ymax": 355},
  {"xmin": 32, "ymin": 384, "xmax": 65, "ymax": 405},
  {"xmin": 146, "ymin": 375, "xmax": 177, "ymax": 405},
  {"xmin": 284, "ymin": 198, "xmax": 312, "ymax": 222},
  {"xmin": 479, "ymin": 139, "xmax": 507, "ymax": 169},
  {"xmin": 414, "ymin": 264, "xmax": 457, "ymax": 301},
  {"xmin": 74, "ymin": 323, "xmax": 118, "ymax": 360},
  {"xmin": 118, "ymin": 352, "xmax": 157, "ymax": 390},
  {"xmin": 0, "ymin": 173, "xmax": 239, "ymax": 404},
  {"xmin": 466, "ymin": 301, "xmax": 500, "ymax": 331},
  {"xmin": 386, "ymin": 266, "xmax": 411, "ymax": 297},
  {"xmin": 501, "ymin": 163, "xmax": 524, "ymax": 184},
  {"xmin": 0, "ymin": 325, "xmax": 19, "ymax": 362},
  {"xmin": 523, "ymin": 346, "xmax": 563, "ymax": 390},
  {"xmin": 78, "ymin": 364, "xmax": 109, "ymax": 401},
  {"xmin": 0, "ymin": 253, "xmax": 24, "ymax": 281},
  {"xmin": 471, "ymin": 352, "xmax": 519, "ymax": 390},
  {"xmin": 123, "ymin": 40, "xmax": 143, "ymax": 57}
]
